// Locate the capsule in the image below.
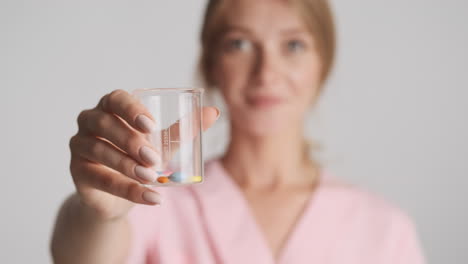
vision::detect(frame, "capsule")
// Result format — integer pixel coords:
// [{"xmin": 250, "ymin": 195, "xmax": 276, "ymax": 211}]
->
[
  {"xmin": 157, "ymin": 176, "xmax": 170, "ymax": 184},
  {"xmin": 168, "ymin": 171, "xmax": 186, "ymax": 183}
]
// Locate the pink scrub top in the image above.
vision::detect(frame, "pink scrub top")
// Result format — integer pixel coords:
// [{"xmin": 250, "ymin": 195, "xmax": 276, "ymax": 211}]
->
[{"xmin": 126, "ymin": 158, "xmax": 425, "ymax": 264}]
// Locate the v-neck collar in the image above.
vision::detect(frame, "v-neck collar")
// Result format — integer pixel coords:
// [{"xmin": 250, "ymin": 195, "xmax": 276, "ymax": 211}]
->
[{"xmin": 190, "ymin": 158, "xmax": 331, "ymax": 264}]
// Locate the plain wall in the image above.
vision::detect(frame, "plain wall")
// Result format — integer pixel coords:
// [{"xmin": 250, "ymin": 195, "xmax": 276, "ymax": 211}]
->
[{"xmin": 1, "ymin": 0, "xmax": 467, "ymax": 263}]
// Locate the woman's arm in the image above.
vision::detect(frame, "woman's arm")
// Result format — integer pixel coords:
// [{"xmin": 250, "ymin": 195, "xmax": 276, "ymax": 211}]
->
[{"xmin": 51, "ymin": 193, "xmax": 130, "ymax": 264}]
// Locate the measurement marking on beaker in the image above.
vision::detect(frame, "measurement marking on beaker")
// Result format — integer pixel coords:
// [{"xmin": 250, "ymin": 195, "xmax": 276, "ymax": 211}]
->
[{"xmin": 163, "ymin": 129, "xmax": 170, "ymax": 159}]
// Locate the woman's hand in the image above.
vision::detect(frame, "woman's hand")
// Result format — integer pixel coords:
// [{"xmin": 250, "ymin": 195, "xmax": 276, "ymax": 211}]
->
[{"xmin": 69, "ymin": 89, "xmax": 219, "ymax": 221}]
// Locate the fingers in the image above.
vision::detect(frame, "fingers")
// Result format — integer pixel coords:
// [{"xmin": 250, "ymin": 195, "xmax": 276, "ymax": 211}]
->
[
  {"xmin": 77, "ymin": 109, "xmax": 160, "ymax": 167},
  {"xmin": 71, "ymin": 157, "xmax": 161, "ymax": 205},
  {"xmin": 70, "ymin": 135, "xmax": 158, "ymax": 183},
  {"xmin": 98, "ymin": 89, "xmax": 156, "ymax": 133}
]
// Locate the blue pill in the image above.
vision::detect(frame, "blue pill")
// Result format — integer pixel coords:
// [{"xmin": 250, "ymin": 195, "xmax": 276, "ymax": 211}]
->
[{"xmin": 168, "ymin": 171, "xmax": 187, "ymax": 182}]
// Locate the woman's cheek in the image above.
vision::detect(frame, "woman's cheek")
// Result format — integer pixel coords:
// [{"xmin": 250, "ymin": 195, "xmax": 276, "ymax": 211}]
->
[{"xmin": 292, "ymin": 60, "xmax": 322, "ymax": 105}]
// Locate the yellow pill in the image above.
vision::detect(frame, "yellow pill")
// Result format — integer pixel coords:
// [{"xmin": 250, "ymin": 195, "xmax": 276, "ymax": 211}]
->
[
  {"xmin": 191, "ymin": 176, "xmax": 202, "ymax": 183},
  {"xmin": 157, "ymin": 176, "xmax": 169, "ymax": 184}
]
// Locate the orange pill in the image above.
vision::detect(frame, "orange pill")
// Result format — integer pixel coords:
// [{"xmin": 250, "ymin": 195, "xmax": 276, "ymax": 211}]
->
[{"xmin": 157, "ymin": 176, "xmax": 169, "ymax": 184}]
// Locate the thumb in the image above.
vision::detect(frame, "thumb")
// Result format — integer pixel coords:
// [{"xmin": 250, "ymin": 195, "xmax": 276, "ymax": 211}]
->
[
  {"xmin": 157, "ymin": 106, "xmax": 220, "ymax": 169},
  {"xmin": 201, "ymin": 106, "xmax": 221, "ymax": 131}
]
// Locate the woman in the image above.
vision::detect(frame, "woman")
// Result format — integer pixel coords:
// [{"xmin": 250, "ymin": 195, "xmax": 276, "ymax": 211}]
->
[{"xmin": 51, "ymin": 0, "xmax": 426, "ymax": 263}]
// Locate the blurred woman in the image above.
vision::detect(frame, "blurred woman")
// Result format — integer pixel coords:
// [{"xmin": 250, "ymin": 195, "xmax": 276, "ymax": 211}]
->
[{"xmin": 51, "ymin": 0, "xmax": 425, "ymax": 263}]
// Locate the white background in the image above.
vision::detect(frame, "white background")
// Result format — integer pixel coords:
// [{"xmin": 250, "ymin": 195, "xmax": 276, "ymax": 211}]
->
[{"xmin": 1, "ymin": 0, "xmax": 467, "ymax": 263}]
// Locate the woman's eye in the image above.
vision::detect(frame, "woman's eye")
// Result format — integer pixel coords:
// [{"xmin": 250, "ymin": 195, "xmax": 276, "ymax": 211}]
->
[
  {"xmin": 286, "ymin": 40, "xmax": 306, "ymax": 53},
  {"xmin": 225, "ymin": 38, "xmax": 252, "ymax": 52}
]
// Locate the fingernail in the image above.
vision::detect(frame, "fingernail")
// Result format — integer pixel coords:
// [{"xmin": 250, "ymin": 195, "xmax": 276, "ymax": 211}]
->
[
  {"xmin": 214, "ymin": 107, "xmax": 221, "ymax": 120},
  {"xmin": 136, "ymin": 115, "xmax": 156, "ymax": 133},
  {"xmin": 139, "ymin": 146, "xmax": 160, "ymax": 165},
  {"xmin": 135, "ymin": 165, "xmax": 157, "ymax": 182},
  {"xmin": 142, "ymin": 191, "xmax": 161, "ymax": 204}
]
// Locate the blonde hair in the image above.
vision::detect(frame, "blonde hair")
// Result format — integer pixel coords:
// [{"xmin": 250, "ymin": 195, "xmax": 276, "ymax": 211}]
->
[{"xmin": 198, "ymin": 0, "xmax": 336, "ymax": 161}]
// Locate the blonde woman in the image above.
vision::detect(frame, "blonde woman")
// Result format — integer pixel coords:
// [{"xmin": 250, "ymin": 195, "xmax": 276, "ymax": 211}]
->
[{"xmin": 51, "ymin": 0, "xmax": 426, "ymax": 263}]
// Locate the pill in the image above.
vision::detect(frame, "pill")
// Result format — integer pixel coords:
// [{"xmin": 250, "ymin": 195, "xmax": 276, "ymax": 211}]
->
[
  {"xmin": 168, "ymin": 171, "xmax": 186, "ymax": 182},
  {"xmin": 191, "ymin": 176, "xmax": 202, "ymax": 182},
  {"xmin": 157, "ymin": 176, "xmax": 169, "ymax": 184}
]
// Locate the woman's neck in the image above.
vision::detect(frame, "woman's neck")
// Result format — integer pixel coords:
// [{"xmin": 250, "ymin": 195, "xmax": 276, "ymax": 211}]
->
[{"xmin": 221, "ymin": 127, "xmax": 318, "ymax": 191}]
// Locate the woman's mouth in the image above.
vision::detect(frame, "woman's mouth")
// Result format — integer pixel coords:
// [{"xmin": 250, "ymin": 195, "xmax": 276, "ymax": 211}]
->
[{"xmin": 247, "ymin": 95, "xmax": 284, "ymax": 108}]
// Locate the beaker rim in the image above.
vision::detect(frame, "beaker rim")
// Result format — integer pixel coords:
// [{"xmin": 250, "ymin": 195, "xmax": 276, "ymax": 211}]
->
[{"xmin": 132, "ymin": 87, "xmax": 205, "ymax": 95}]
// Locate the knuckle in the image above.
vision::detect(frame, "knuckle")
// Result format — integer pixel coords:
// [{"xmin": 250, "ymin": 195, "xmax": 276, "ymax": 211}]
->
[
  {"xmin": 111, "ymin": 89, "xmax": 127, "ymax": 97},
  {"xmin": 77, "ymin": 110, "xmax": 91, "ymax": 127},
  {"xmin": 69, "ymin": 135, "xmax": 78, "ymax": 151},
  {"xmin": 107, "ymin": 90, "xmax": 127, "ymax": 107},
  {"xmin": 69, "ymin": 158, "xmax": 85, "ymax": 179},
  {"xmin": 98, "ymin": 94, "xmax": 109, "ymax": 110},
  {"xmin": 97, "ymin": 93, "xmax": 110, "ymax": 108},
  {"xmin": 94, "ymin": 113, "xmax": 111, "ymax": 132}
]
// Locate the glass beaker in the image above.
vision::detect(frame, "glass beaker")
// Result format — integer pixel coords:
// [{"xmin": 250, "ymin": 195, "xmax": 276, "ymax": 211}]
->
[{"xmin": 132, "ymin": 88, "xmax": 204, "ymax": 186}]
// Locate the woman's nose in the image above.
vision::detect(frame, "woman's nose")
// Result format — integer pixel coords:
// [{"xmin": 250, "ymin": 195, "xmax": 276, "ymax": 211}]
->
[{"xmin": 253, "ymin": 49, "xmax": 281, "ymax": 87}]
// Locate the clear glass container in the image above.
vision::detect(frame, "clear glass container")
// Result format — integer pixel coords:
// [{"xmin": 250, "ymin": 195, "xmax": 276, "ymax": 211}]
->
[{"xmin": 132, "ymin": 88, "xmax": 204, "ymax": 186}]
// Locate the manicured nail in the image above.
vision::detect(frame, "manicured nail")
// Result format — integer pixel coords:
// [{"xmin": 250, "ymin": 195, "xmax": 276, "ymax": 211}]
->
[
  {"xmin": 214, "ymin": 107, "xmax": 221, "ymax": 120},
  {"xmin": 135, "ymin": 165, "xmax": 157, "ymax": 182},
  {"xmin": 142, "ymin": 191, "xmax": 161, "ymax": 204},
  {"xmin": 135, "ymin": 115, "xmax": 156, "ymax": 133},
  {"xmin": 139, "ymin": 146, "xmax": 160, "ymax": 165}
]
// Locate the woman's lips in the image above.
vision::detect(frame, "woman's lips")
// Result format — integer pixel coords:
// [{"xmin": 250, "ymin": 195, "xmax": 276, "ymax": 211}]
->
[{"xmin": 247, "ymin": 95, "xmax": 283, "ymax": 108}]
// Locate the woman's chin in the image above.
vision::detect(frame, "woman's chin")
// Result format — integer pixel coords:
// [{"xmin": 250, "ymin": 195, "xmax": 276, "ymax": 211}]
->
[{"xmin": 234, "ymin": 116, "xmax": 287, "ymax": 137}]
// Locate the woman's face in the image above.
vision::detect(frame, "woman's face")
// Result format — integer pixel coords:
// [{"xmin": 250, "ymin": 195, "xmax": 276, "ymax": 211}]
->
[{"xmin": 212, "ymin": 0, "xmax": 322, "ymax": 136}]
